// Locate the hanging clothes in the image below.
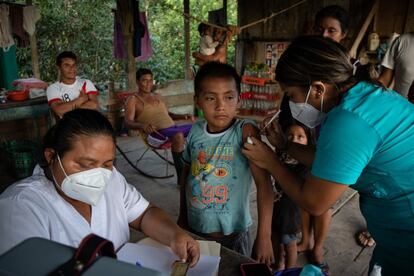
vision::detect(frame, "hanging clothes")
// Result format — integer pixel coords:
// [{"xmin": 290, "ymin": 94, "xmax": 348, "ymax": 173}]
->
[
  {"xmin": 0, "ymin": 4, "xmax": 14, "ymax": 50},
  {"xmin": 208, "ymin": 8, "xmax": 227, "ymax": 26},
  {"xmin": 132, "ymin": 0, "xmax": 145, "ymax": 58},
  {"xmin": 9, "ymin": 4, "xmax": 30, "ymax": 47},
  {"xmin": 113, "ymin": 9, "xmax": 127, "ymax": 59},
  {"xmin": 23, "ymin": 6, "xmax": 41, "ymax": 36},
  {"xmin": 114, "ymin": 0, "xmax": 145, "ymax": 58},
  {"xmin": 135, "ymin": 12, "xmax": 152, "ymax": 61}
]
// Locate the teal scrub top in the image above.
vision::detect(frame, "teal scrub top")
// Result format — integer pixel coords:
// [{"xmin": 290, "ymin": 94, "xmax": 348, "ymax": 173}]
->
[{"xmin": 312, "ymin": 81, "xmax": 414, "ymax": 275}]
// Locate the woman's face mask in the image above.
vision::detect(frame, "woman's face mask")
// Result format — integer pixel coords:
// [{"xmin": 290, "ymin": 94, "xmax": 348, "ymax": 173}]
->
[
  {"xmin": 289, "ymin": 86, "xmax": 327, "ymax": 128},
  {"xmin": 52, "ymin": 154, "xmax": 112, "ymax": 206}
]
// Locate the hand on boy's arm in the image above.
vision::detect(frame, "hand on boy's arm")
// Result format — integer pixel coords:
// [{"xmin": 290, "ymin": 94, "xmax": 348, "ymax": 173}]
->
[{"xmin": 242, "ymin": 137, "xmax": 280, "ymax": 171}]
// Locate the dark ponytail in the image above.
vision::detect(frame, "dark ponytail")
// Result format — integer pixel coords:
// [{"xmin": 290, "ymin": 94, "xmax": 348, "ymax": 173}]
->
[
  {"xmin": 275, "ymin": 36, "xmax": 383, "ymax": 91},
  {"xmin": 40, "ymin": 109, "xmax": 115, "ymax": 174},
  {"xmin": 276, "ymin": 36, "xmax": 355, "ymax": 91}
]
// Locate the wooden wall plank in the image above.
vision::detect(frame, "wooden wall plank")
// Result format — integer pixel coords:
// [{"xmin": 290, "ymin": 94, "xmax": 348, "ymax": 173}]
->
[{"xmin": 163, "ymin": 93, "xmax": 194, "ymax": 107}]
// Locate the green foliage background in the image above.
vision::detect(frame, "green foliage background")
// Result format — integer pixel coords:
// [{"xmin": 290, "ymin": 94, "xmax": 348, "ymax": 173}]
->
[{"xmin": 16, "ymin": 0, "xmax": 237, "ymax": 85}]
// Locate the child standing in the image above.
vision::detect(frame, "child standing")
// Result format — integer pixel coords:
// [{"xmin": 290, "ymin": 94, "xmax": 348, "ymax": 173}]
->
[
  {"xmin": 198, "ymin": 23, "xmax": 219, "ymax": 56},
  {"xmin": 272, "ymin": 122, "xmax": 312, "ymax": 271},
  {"xmin": 178, "ymin": 62, "xmax": 275, "ymax": 264}
]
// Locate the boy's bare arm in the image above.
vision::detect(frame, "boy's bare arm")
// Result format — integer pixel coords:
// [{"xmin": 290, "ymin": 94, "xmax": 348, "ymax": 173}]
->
[
  {"xmin": 242, "ymin": 123, "xmax": 275, "ymax": 265},
  {"xmin": 178, "ymin": 164, "xmax": 190, "ymax": 230}
]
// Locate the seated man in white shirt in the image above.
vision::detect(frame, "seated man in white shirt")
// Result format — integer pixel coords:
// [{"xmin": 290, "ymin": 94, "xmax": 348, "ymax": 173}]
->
[{"xmin": 46, "ymin": 51, "xmax": 99, "ymax": 118}]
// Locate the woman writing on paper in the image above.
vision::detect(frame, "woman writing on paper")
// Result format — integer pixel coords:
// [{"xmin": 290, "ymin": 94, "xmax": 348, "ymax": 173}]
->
[{"xmin": 0, "ymin": 109, "xmax": 200, "ymax": 267}]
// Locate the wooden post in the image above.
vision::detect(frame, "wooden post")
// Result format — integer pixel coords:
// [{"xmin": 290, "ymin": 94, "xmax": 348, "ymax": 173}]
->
[
  {"xmin": 26, "ymin": 0, "xmax": 40, "ymax": 79},
  {"xmin": 349, "ymin": 0, "xmax": 379, "ymax": 58},
  {"xmin": 223, "ymin": 0, "xmax": 227, "ymax": 24},
  {"xmin": 126, "ymin": 35, "xmax": 137, "ymax": 91},
  {"xmin": 184, "ymin": 0, "xmax": 191, "ymax": 79},
  {"xmin": 29, "ymin": 34, "xmax": 40, "ymax": 79},
  {"xmin": 403, "ymin": 0, "xmax": 414, "ymax": 32}
]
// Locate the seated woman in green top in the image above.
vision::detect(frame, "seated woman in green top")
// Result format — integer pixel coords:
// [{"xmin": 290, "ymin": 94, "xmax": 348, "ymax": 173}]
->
[{"xmin": 243, "ymin": 36, "xmax": 414, "ymax": 275}]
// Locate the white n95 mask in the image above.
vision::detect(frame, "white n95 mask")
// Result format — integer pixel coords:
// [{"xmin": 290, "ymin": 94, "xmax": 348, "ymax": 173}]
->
[
  {"xmin": 289, "ymin": 86, "xmax": 327, "ymax": 128},
  {"xmin": 54, "ymin": 154, "xmax": 112, "ymax": 206}
]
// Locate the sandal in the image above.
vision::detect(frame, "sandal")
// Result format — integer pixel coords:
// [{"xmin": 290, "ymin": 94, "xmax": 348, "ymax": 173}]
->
[
  {"xmin": 314, "ymin": 261, "xmax": 330, "ymax": 275},
  {"xmin": 306, "ymin": 251, "xmax": 330, "ymax": 275},
  {"xmin": 357, "ymin": 230, "xmax": 375, "ymax": 247}
]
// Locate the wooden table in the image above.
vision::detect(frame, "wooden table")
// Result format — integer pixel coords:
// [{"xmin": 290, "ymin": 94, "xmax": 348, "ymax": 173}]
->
[
  {"xmin": 0, "ymin": 96, "xmax": 49, "ymax": 121},
  {"xmin": 0, "ymin": 96, "xmax": 50, "ymax": 141},
  {"xmin": 218, "ymin": 246, "xmax": 255, "ymax": 276},
  {"xmin": 0, "ymin": 96, "xmax": 47, "ymax": 110}
]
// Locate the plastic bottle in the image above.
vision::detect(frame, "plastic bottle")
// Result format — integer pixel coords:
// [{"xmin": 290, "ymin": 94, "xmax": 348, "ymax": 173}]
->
[{"xmin": 369, "ymin": 264, "xmax": 382, "ymax": 276}]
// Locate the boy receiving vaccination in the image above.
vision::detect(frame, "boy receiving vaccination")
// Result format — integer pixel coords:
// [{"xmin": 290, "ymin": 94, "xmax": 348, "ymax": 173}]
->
[{"xmin": 178, "ymin": 62, "xmax": 275, "ymax": 264}]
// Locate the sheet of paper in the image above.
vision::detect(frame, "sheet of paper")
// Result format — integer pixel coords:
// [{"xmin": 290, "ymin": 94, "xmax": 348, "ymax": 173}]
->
[
  {"xmin": 117, "ymin": 243, "xmax": 220, "ymax": 276},
  {"xmin": 138, "ymin": 237, "xmax": 221, "ymax": 257},
  {"xmin": 198, "ymin": 240, "xmax": 221, "ymax": 257}
]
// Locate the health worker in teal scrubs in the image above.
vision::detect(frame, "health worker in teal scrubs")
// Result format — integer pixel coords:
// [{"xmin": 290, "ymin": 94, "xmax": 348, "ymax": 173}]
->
[{"xmin": 243, "ymin": 36, "xmax": 414, "ymax": 276}]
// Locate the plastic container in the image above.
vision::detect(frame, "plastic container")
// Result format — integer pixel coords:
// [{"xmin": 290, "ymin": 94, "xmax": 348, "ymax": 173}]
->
[
  {"xmin": 7, "ymin": 90, "xmax": 29, "ymax": 101},
  {"xmin": 2, "ymin": 140, "xmax": 40, "ymax": 179}
]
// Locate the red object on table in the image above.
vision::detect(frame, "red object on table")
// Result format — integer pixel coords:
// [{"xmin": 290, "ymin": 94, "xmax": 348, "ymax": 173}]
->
[
  {"xmin": 7, "ymin": 90, "xmax": 30, "ymax": 101},
  {"xmin": 12, "ymin": 78, "xmax": 48, "ymax": 90},
  {"xmin": 116, "ymin": 91, "xmax": 134, "ymax": 104}
]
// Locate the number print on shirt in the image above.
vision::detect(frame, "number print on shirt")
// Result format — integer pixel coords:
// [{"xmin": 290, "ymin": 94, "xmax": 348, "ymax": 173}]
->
[
  {"xmin": 201, "ymin": 184, "xmax": 228, "ymax": 204},
  {"xmin": 62, "ymin": 93, "xmax": 71, "ymax": 102}
]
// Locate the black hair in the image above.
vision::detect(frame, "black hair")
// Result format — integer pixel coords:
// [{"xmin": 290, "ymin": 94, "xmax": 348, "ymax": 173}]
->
[
  {"xmin": 285, "ymin": 121, "xmax": 316, "ymax": 147},
  {"xmin": 315, "ymin": 5, "xmax": 349, "ymax": 34},
  {"xmin": 194, "ymin": 62, "xmax": 241, "ymax": 97},
  {"xmin": 136, "ymin": 68, "xmax": 153, "ymax": 81},
  {"xmin": 408, "ymin": 81, "xmax": 414, "ymax": 103},
  {"xmin": 56, "ymin": 51, "xmax": 77, "ymax": 66},
  {"xmin": 198, "ymin": 23, "xmax": 209, "ymax": 35},
  {"xmin": 276, "ymin": 35, "xmax": 355, "ymax": 90},
  {"xmin": 40, "ymin": 109, "xmax": 115, "ymax": 173},
  {"xmin": 276, "ymin": 35, "xmax": 383, "ymax": 92}
]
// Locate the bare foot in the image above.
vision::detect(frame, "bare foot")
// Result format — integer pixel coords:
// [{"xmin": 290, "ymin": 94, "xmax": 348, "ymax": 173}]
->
[
  {"xmin": 277, "ymin": 255, "xmax": 285, "ymax": 271},
  {"xmin": 276, "ymin": 244, "xmax": 286, "ymax": 271},
  {"xmin": 306, "ymin": 248, "xmax": 329, "ymax": 274},
  {"xmin": 357, "ymin": 231, "xmax": 375, "ymax": 247},
  {"xmin": 310, "ymin": 247, "xmax": 324, "ymax": 264}
]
